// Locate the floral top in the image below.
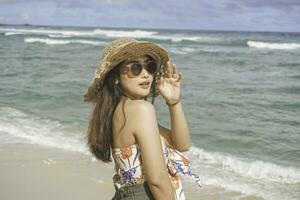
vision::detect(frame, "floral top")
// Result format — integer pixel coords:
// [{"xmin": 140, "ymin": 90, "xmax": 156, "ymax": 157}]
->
[{"xmin": 111, "ymin": 136, "xmax": 201, "ymax": 200}]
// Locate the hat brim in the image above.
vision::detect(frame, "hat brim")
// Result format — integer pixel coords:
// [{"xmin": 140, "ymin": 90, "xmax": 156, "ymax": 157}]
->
[
  {"xmin": 83, "ymin": 40, "xmax": 169, "ymax": 102},
  {"xmin": 110, "ymin": 42, "xmax": 169, "ymax": 70}
]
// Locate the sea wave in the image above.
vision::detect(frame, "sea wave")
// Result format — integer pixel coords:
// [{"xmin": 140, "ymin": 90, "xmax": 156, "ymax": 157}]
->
[
  {"xmin": 188, "ymin": 146, "xmax": 300, "ymax": 184},
  {"xmin": 187, "ymin": 147, "xmax": 300, "ymax": 200},
  {"xmin": 48, "ymin": 34, "xmax": 72, "ymax": 38},
  {"xmin": 4, "ymin": 32, "xmax": 29, "ymax": 36},
  {"xmin": 24, "ymin": 37, "xmax": 105, "ymax": 45},
  {"xmin": 2, "ymin": 106, "xmax": 299, "ymax": 185},
  {"xmin": 247, "ymin": 40, "xmax": 300, "ymax": 50},
  {"xmin": 2, "ymin": 106, "xmax": 299, "ymax": 186},
  {"xmin": 0, "ymin": 27, "xmax": 213, "ymax": 43},
  {"xmin": 169, "ymin": 47, "xmax": 198, "ymax": 55},
  {"xmin": 92, "ymin": 29, "xmax": 157, "ymax": 38},
  {"xmin": 0, "ymin": 27, "xmax": 157, "ymax": 38},
  {"xmin": 0, "ymin": 107, "xmax": 89, "ymax": 154},
  {"xmin": 147, "ymin": 35, "xmax": 208, "ymax": 42},
  {"xmin": 1, "ymin": 106, "xmax": 299, "ymax": 199}
]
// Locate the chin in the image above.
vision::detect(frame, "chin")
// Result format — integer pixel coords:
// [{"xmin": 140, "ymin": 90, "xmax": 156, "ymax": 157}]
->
[
  {"xmin": 139, "ymin": 90, "xmax": 151, "ymax": 97},
  {"xmin": 135, "ymin": 87, "xmax": 151, "ymax": 98}
]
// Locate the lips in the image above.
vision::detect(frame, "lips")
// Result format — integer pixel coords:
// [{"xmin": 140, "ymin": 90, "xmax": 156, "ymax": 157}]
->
[
  {"xmin": 139, "ymin": 81, "xmax": 150, "ymax": 86},
  {"xmin": 139, "ymin": 81, "xmax": 151, "ymax": 89}
]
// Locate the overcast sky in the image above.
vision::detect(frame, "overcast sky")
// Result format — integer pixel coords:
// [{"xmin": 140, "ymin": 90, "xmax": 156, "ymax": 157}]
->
[{"xmin": 0, "ymin": 0, "xmax": 299, "ymax": 32}]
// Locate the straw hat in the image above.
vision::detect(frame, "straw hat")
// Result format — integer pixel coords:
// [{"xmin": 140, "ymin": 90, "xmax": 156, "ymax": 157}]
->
[{"xmin": 83, "ymin": 38, "xmax": 169, "ymax": 102}]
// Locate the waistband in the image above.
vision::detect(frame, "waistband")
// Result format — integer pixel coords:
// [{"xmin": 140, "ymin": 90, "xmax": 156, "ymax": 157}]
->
[{"xmin": 113, "ymin": 181, "xmax": 154, "ymax": 200}]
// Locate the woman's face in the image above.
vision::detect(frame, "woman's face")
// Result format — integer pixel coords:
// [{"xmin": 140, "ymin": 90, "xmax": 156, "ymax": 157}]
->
[{"xmin": 118, "ymin": 55, "xmax": 156, "ymax": 99}]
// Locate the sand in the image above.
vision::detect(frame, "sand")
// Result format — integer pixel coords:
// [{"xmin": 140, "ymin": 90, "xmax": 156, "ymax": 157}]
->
[{"xmin": 0, "ymin": 143, "xmax": 263, "ymax": 200}]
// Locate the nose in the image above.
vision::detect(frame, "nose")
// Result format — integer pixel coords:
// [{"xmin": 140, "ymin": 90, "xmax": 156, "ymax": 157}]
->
[{"xmin": 141, "ymin": 65, "xmax": 150, "ymax": 77}]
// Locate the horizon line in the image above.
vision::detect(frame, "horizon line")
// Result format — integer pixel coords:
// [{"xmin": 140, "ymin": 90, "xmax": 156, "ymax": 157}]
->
[{"xmin": 1, "ymin": 22, "xmax": 300, "ymax": 34}]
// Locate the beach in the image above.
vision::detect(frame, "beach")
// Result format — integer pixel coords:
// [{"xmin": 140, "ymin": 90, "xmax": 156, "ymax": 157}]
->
[
  {"xmin": 0, "ymin": 143, "xmax": 114, "ymax": 200},
  {"xmin": 0, "ymin": 25, "xmax": 299, "ymax": 200},
  {"xmin": 0, "ymin": 143, "xmax": 263, "ymax": 200}
]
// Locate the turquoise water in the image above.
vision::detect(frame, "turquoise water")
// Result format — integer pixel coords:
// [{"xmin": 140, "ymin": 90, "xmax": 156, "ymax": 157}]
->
[{"xmin": 0, "ymin": 25, "xmax": 299, "ymax": 199}]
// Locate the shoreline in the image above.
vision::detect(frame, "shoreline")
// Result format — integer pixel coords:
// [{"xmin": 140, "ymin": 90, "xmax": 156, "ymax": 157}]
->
[{"xmin": 0, "ymin": 143, "xmax": 263, "ymax": 200}]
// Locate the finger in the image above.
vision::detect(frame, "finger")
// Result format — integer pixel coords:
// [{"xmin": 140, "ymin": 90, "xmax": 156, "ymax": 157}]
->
[
  {"xmin": 174, "ymin": 73, "xmax": 180, "ymax": 82},
  {"xmin": 169, "ymin": 61, "xmax": 174, "ymax": 74},
  {"xmin": 172, "ymin": 73, "xmax": 179, "ymax": 79},
  {"xmin": 165, "ymin": 61, "xmax": 173, "ymax": 78},
  {"xmin": 173, "ymin": 63, "xmax": 177, "ymax": 74},
  {"xmin": 172, "ymin": 63, "xmax": 177, "ymax": 79},
  {"xmin": 176, "ymin": 72, "xmax": 183, "ymax": 82}
]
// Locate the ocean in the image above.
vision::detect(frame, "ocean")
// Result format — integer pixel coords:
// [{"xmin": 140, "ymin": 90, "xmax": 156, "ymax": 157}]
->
[{"xmin": 0, "ymin": 25, "xmax": 299, "ymax": 200}]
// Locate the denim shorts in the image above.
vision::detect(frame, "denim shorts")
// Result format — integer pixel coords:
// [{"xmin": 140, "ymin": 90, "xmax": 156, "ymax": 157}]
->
[{"xmin": 112, "ymin": 181, "xmax": 155, "ymax": 200}]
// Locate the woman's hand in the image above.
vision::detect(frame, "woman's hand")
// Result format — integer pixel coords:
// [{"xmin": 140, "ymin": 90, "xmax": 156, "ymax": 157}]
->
[{"xmin": 156, "ymin": 61, "xmax": 182, "ymax": 104}]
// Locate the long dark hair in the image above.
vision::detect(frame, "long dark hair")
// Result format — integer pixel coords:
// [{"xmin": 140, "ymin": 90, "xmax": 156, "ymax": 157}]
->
[{"xmin": 85, "ymin": 63, "xmax": 157, "ymax": 162}]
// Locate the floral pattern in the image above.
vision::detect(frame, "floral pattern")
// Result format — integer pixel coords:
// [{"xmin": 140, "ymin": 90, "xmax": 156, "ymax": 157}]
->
[
  {"xmin": 112, "ymin": 136, "xmax": 201, "ymax": 200},
  {"xmin": 120, "ymin": 147, "xmax": 132, "ymax": 159}
]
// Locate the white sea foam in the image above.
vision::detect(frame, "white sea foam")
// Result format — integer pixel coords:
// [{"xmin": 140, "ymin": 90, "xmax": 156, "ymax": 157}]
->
[
  {"xmin": 91, "ymin": 30, "xmax": 208, "ymax": 42},
  {"xmin": 200, "ymin": 175, "xmax": 299, "ymax": 200},
  {"xmin": 0, "ymin": 28, "xmax": 99, "ymax": 37},
  {"xmin": 48, "ymin": 34, "xmax": 72, "ymax": 38},
  {"xmin": 0, "ymin": 27, "xmax": 157, "ymax": 38},
  {"xmin": 169, "ymin": 47, "xmax": 198, "ymax": 55},
  {"xmin": 4, "ymin": 32, "xmax": 28, "ymax": 36},
  {"xmin": 92, "ymin": 29, "xmax": 157, "ymax": 38},
  {"xmin": 147, "ymin": 35, "xmax": 206, "ymax": 42},
  {"xmin": 1, "ymin": 106, "xmax": 299, "ymax": 199},
  {"xmin": 186, "ymin": 147, "xmax": 300, "ymax": 200},
  {"xmin": 0, "ymin": 107, "xmax": 89, "ymax": 155},
  {"xmin": 189, "ymin": 147, "xmax": 300, "ymax": 184},
  {"xmin": 247, "ymin": 40, "xmax": 300, "ymax": 50},
  {"xmin": 24, "ymin": 37, "xmax": 105, "ymax": 46},
  {"xmin": 94, "ymin": 29, "xmax": 203, "ymax": 42},
  {"xmin": 1, "ymin": 106, "xmax": 299, "ymax": 186},
  {"xmin": 0, "ymin": 27, "xmax": 213, "ymax": 43}
]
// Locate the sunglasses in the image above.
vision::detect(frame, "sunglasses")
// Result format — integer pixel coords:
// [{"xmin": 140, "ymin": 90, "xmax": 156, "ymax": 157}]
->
[{"xmin": 121, "ymin": 60, "xmax": 158, "ymax": 78}]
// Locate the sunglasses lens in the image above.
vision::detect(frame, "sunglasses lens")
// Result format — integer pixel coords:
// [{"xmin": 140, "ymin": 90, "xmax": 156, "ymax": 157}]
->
[
  {"xmin": 126, "ymin": 60, "xmax": 157, "ymax": 77},
  {"xmin": 130, "ymin": 63, "xmax": 142, "ymax": 76},
  {"xmin": 147, "ymin": 61, "xmax": 157, "ymax": 75}
]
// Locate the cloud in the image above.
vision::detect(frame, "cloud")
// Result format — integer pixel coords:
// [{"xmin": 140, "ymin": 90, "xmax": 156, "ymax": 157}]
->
[
  {"xmin": 55, "ymin": 0, "xmax": 130, "ymax": 9},
  {"xmin": 0, "ymin": 0, "xmax": 299, "ymax": 32},
  {"xmin": 237, "ymin": 0, "xmax": 300, "ymax": 8}
]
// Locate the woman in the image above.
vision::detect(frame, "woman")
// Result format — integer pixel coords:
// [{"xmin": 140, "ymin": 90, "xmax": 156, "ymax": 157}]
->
[{"xmin": 83, "ymin": 38, "xmax": 201, "ymax": 200}]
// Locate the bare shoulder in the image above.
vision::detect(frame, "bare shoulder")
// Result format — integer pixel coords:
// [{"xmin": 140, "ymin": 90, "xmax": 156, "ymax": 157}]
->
[
  {"xmin": 126, "ymin": 100, "xmax": 157, "ymax": 134},
  {"xmin": 127, "ymin": 99, "xmax": 155, "ymax": 113},
  {"xmin": 126, "ymin": 100, "xmax": 156, "ymax": 125},
  {"xmin": 126, "ymin": 100, "xmax": 158, "ymax": 139}
]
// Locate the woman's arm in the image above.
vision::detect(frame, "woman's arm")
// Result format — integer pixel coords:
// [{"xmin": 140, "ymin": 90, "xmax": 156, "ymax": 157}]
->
[
  {"xmin": 157, "ymin": 61, "xmax": 190, "ymax": 152},
  {"xmin": 168, "ymin": 100, "xmax": 190, "ymax": 151},
  {"xmin": 158, "ymin": 102, "xmax": 190, "ymax": 152},
  {"xmin": 132, "ymin": 100, "xmax": 175, "ymax": 200}
]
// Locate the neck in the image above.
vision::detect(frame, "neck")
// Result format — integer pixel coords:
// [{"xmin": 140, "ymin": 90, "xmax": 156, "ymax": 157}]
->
[{"xmin": 121, "ymin": 91, "xmax": 143, "ymax": 100}]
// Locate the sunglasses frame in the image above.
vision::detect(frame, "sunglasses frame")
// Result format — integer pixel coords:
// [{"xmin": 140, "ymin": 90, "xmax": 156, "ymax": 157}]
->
[{"xmin": 120, "ymin": 59, "xmax": 158, "ymax": 78}]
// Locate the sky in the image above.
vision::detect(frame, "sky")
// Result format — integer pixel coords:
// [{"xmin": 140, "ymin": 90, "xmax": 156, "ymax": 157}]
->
[{"xmin": 0, "ymin": 0, "xmax": 299, "ymax": 32}]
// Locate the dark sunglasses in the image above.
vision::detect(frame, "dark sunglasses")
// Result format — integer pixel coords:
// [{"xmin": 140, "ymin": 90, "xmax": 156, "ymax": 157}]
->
[{"xmin": 121, "ymin": 60, "xmax": 158, "ymax": 78}]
